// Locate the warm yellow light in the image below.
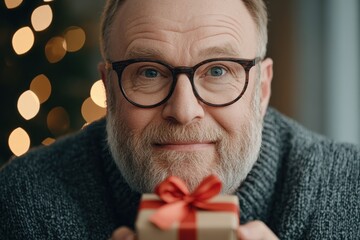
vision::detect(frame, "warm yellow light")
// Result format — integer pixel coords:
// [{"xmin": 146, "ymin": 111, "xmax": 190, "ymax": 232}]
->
[
  {"xmin": 45, "ymin": 36, "xmax": 66, "ymax": 63},
  {"xmin": 90, "ymin": 80, "xmax": 107, "ymax": 108},
  {"xmin": 31, "ymin": 5, "xmax": 53, "ymax": 32},
  {"xmin": 81, "ymin": 97, "xmax": 106, "ymax": 123},
  {"xmin": 42, "ymin": 137, "xmax": 55, "ymax": 146},
  {"xmin": 30, "ymin": 74, "xmax": 52, "ymax": 103},
  {"xmin": 5, "ymin": 0, "xmax": 23, "ymax": 9},
  {"xmin": 47, "ymin": 107, "xmax": 70, "ymax": 136},
  {"xmin": 12, "ymin": 26, "xmax": 35, "ymax": 55},
  {"xmin": 43, "ymin": 0, "xmax": 53, "ymax": 2},
  {"xmin": 17, "ymin": 90, "xmax": 40, "ymax": 120},
  {"xmin": 8, "ymin": 127, "xmax": 30, "ymax": 157},
  {"xmin": 63, "ymin": 26, "xmax": 86, "ymax": 52}
]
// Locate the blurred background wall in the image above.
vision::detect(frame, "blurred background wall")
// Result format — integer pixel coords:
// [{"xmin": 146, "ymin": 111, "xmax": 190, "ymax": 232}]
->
[
  {"xmin": 268, "ymin": 0, "xmax": 360, "ymax": 145},
  {"xmin": 1, "ymin": 0, "xmax": 359, "ymax": 166}
]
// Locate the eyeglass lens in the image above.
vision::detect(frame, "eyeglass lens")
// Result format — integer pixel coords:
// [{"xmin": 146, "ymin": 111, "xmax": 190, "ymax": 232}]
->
[{"xmin": 119, "ymin": 60, "xmax": 247, "ymax": 107}]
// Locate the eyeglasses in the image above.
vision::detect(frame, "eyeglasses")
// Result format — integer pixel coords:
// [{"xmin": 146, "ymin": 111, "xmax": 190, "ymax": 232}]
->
[{"xmin": 106, "ymin": 57, "xmax": 261, "ymax": 108}]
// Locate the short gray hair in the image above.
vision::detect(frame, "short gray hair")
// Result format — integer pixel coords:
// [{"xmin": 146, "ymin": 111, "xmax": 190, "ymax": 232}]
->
[{"xmin": 100, "ymin": 0, "xmax": 268, "ymax": 60}]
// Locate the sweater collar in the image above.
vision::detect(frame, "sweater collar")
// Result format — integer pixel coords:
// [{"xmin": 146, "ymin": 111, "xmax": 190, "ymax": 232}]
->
[
  {"xmin": 101, "ymin": 142, "xmax": 141, "ymax": 228},
  {"xmin": 237, "ymin": 108, "xmax": 284, "ymax": 223},
  {"xmin": 87, "ymin": 119, "xmax": 142, "ymax": 228}
]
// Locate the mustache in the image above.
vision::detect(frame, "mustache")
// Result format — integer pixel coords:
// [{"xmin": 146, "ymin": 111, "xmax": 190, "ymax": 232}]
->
[{"xmin": 131, "ymin": 121, "xmax": 225, "ymax": 144}]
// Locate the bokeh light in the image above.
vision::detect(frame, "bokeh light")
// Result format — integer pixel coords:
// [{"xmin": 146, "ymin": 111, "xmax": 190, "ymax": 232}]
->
[
  {"xmin": 45, "ymin": 36, "xmax": 66, "ymax": 63},
  {"xmin": 8, "ymin": 128, "xmax": 30, "ymax": 157},
  {"xmin": 31, "ymin": 5, "xmax": 53, "ymax": 32},
  {"xmin": 4, "ymin": 0, "xmax": 23, "ymax": 9},
  {"xmin": 12, "ymin": 26, "xmax": 35, "ymax": 55},
  {"xmin": 63, "ymin": 26, "xmax": 86, "ymax": 52},
  {"xmin": 30, "ymin": 74, "xmax": 52, "ymax": 103},
  {"xmin": 42, "ymin": 137, "xmax": 55, "ymax": 146},
  {"xmin": 47, "ymin": 107, "xmax": 70, "ymax": 136},
  {"xmin": 90, "ymin": 80, "xmax": 107, "ymax": 108},
  {"xmin": 81, "ymin": 97, "xmax": 106, "ymax": 123},
  {"xmin": 2, "ymin": 0, "xmax": 103, "ymax": 165},
  {"xmin": 17, "ymin": 90, "xmax": 40, "ymax": 120}
]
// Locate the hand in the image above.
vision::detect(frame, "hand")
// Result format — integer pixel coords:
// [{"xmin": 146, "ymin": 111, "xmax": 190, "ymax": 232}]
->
[
  {"xmin": 110, "ymin": 221, "xmax": 278, "ymax": 240},
  {"xmin": 238, "ymin": 220, "xmax": 278, "ymax": 240},
  {"xmin": 110, "ymin": 227, "xmax": 136, "ymax": 240}
]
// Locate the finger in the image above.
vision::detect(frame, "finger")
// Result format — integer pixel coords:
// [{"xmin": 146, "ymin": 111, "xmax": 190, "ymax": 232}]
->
[
  {"xmin": 110, "ymin": 226, "xmax": 136, "ymax": 240},
  {"xmin": 237, "ymin": 220, "xmax": 278, "ymax": 240}
]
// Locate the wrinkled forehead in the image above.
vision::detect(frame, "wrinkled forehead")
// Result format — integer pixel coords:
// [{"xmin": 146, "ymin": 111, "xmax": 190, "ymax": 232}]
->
[
  {"xmin": 120, "ymin": 0, "xmax": 245, "ymax": 22},
  {"xmin": 115, "ymin": 0, "xmax": 252, "ymax": 27},
  {"xmin": 108, "ymin": 0, "xmax": 257, "ymax": 60}
]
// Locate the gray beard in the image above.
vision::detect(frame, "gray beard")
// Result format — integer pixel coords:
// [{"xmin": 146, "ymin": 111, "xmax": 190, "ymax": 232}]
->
[{"xmin": 106, "ymin": 88, "xmax": 262, "ymax": 194}]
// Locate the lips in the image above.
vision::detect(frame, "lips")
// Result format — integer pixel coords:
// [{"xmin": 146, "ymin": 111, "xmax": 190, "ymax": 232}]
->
[{"xmin": 153, "ymin": 141, "xmax": 215, "ymax": 151}]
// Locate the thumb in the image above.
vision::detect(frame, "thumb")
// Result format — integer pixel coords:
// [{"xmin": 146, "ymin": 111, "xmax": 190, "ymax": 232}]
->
[
  {"xmin": 110, "ymin": 226, "xmax": 136, "ymax": 240},
  {"xmin": 237, "ymin": 220, "xmax": 278, "ymax": 240}
]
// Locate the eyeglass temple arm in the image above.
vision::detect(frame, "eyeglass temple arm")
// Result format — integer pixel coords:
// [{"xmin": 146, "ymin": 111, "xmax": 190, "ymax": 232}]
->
[{"xmin": 105, "ymin": 61, "xmax": 113, "ymax": 70}]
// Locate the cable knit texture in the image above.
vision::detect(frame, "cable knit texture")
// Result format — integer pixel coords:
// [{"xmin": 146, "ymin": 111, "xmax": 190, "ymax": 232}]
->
[{"xmin": 1, "ymin": 108, "xmax": 359, "ymax": 239}]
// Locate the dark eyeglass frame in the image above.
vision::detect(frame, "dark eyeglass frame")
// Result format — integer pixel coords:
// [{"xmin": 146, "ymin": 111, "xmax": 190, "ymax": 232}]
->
[{"xmin": 106, "ymin": 57, "xmax": 261, "ymax": 108}]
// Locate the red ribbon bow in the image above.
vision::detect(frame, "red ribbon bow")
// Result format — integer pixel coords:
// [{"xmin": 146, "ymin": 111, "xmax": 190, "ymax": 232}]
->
[{"xmin": 141, "ymin": 175, "xmax": 239, "ymax": 240}]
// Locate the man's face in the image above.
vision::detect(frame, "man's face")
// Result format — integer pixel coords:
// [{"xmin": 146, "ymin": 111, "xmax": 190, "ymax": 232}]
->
[{"xmin": 102, "ymin": 0, "xmax": 273, "ymax": 193}]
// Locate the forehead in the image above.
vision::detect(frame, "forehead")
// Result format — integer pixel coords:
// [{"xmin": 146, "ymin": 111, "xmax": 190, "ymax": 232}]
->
[
  {"xmin": 117, "ymin": 0, "xmax": 248, "ymax": 21},
  {"xmin": 109, "ymin": 0, "xmax": 257, "ymax": 61}
]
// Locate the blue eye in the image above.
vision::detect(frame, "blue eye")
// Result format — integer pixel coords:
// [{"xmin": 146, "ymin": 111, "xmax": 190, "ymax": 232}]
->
[
  {"xmin": 208, "ymin": 66, "xmax": 226, "ymax": 77},
  {"xmin": 143, "ymin": 69, "xmax": 159, "ymax": 78}
]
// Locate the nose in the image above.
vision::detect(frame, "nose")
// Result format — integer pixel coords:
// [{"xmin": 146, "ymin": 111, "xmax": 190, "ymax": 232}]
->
[{"xmin": 162, "ymin": 74, "xmax": 205, "ymax": 125}]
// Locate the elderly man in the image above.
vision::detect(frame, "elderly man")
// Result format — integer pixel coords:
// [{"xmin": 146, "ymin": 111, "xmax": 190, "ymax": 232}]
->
[{"xmin": 1, "ymin": 0, "xmax": 359, "ymax": 239}]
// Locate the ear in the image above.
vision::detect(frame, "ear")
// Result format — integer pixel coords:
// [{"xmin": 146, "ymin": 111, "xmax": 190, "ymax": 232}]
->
[
  {"xmin": 259, "ymin": 58, "xmax": 273, "ymax": 118},
  {"xmin": 98, "ymin": 62, "xmax": 113, "ymax": 113},
  {"xmin": 98, "ymin": 62, "xmax": 108, "ymax": 90}
]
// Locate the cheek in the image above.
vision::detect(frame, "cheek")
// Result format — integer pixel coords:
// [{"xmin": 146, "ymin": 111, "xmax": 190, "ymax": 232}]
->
[
  {"xmin": 205, "ymin": 70, "xmax": 257, "ymax": 133},
  {"xmin": 244, "ymin": 67, "xmax": 258, "ymax": 96},
  {"xmin": 106, "ymin": 72, "xmax": 158, "ymax": 132},
  {"xmin": 114, "ymin": 98, "xmax": 160, "ymax": 132},
  {"xmin": 125, "ymin": 109, "xmax": 156, "ymax": 131},
  {"xmin": 208, "ymin": 102, "xmax": 252, "ymax": 134}
]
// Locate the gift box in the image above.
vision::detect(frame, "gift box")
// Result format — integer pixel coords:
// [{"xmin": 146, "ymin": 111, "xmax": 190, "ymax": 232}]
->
[{"xmin": 135, "ymin": 175, "xmax": 239, "ymax": 240}]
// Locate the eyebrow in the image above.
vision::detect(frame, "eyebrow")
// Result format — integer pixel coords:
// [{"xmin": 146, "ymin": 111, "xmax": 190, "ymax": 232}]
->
[
  {"xmin": 124, "ymin": 43, "xmax": 241, "ymax": 61},
  {"xmin": 198, "ymin": 44, "xmax": 241, "ymax": 59},
  {"xmin": 125, "ymin": 47, "xmax": 166, "ymax": 59}
]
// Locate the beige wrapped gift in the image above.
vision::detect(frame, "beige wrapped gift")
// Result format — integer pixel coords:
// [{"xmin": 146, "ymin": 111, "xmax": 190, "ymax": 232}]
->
[{"xmin": 136, "ymin": 194, "xmax": 239, "ymax": 240}]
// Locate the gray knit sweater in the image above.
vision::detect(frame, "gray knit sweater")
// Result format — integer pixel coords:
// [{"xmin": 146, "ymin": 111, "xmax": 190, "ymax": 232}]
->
[{"xmin": 1, "ymin": 108, "xmax": 359, "ymax": 239}]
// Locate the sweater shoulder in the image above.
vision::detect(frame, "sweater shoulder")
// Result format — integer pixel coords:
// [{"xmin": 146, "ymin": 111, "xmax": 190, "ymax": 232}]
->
[
  {"xmin": 265, "ymin": 108, "xmax": 360, "ymax": 239},
  {"xmin": 269, "ymin": 108, "xmax": 360, "ymax": 179},
  {"xmin": 0, "ymin": 119, "xmax": 116, "ymax": 238},
  {"xmin": 266, "ymin": 107, "xmax": 360, "ymax": 169},
  {"xmin": 1, "ymin": 119, "xmax": 107, "ymax": 181}
]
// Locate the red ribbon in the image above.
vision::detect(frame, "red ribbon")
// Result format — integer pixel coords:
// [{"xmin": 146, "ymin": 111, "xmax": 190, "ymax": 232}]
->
[{"xmin": 139, "ymin": 175, "xmax": 239, "ymax": 240}]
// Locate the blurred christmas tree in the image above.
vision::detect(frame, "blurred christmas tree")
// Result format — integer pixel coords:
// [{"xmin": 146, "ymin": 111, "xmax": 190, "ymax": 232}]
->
[{"xmin": 0, "ymin": 0, "xmax": 106, "ymax": 166}]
